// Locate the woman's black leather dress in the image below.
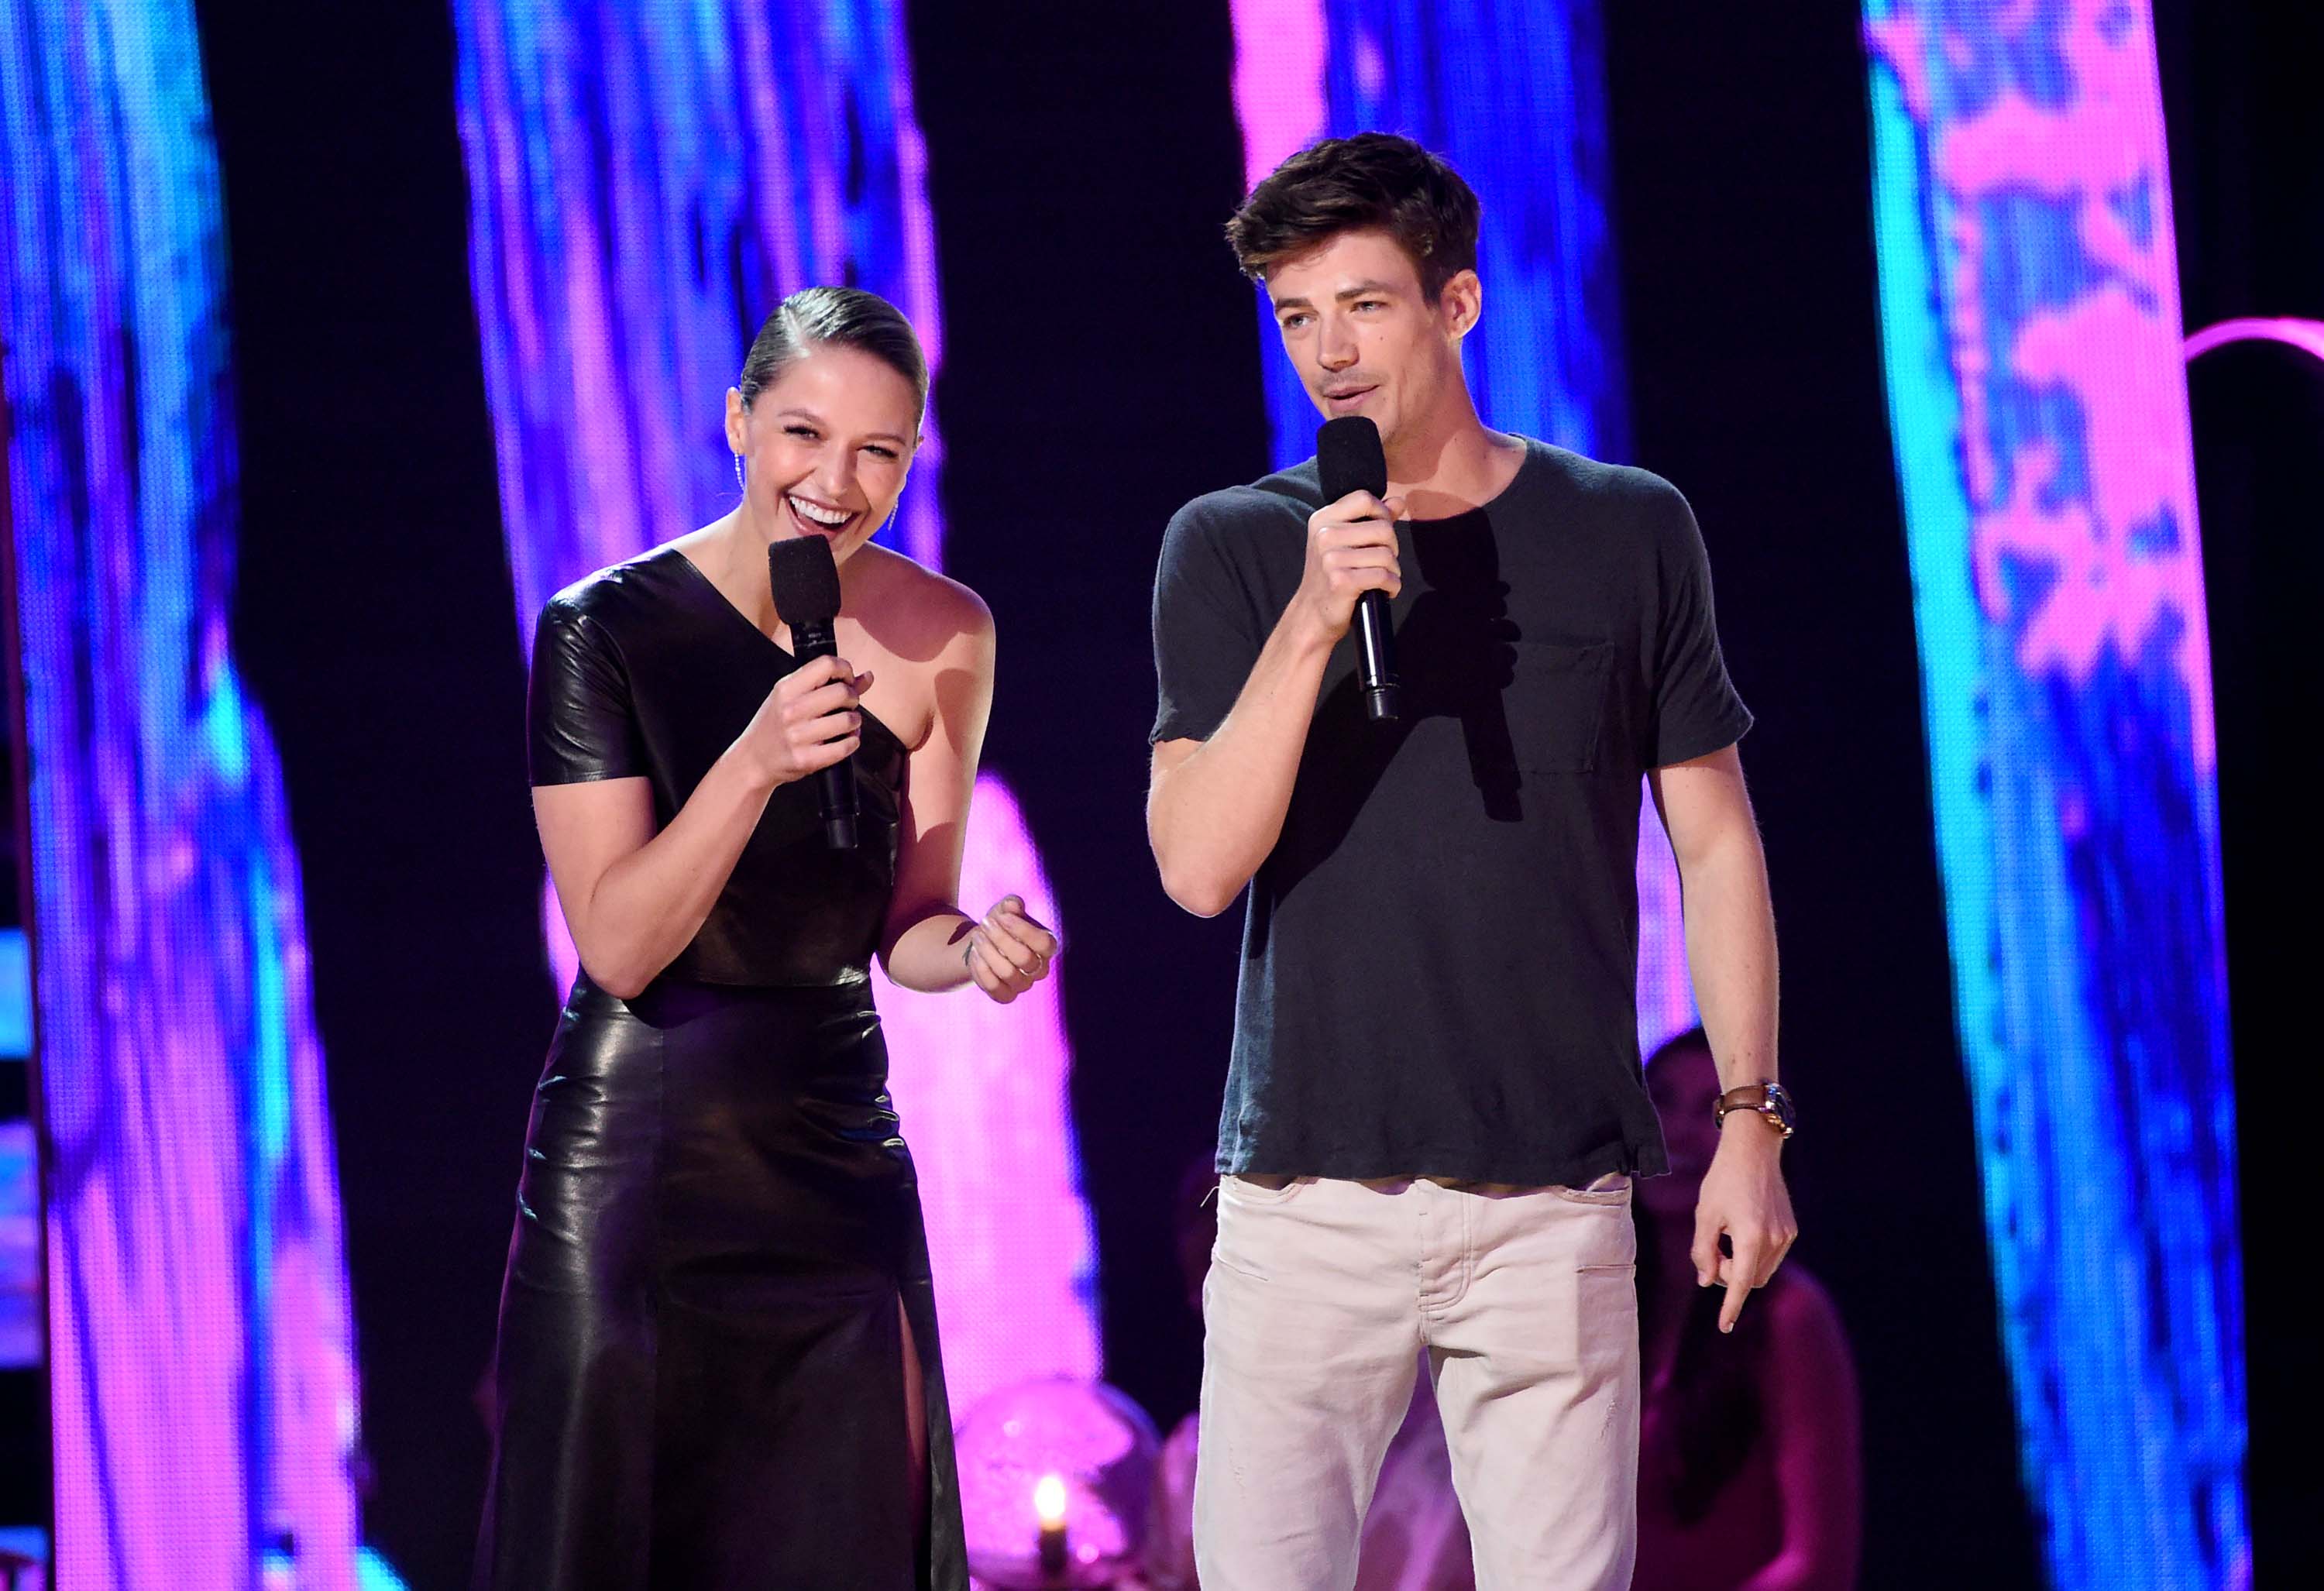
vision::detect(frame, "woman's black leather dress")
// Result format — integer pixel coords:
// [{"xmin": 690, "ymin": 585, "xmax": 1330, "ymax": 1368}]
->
[{"xmin": 477, "ymin": 545, "xmax": 968, "ymax": 1590}]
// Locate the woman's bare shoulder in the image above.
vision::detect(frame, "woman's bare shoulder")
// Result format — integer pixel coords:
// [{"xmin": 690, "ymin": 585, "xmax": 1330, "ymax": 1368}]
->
[{"xmin": 855, "ymin": 544, "xmax": 993, "ymax": 651}]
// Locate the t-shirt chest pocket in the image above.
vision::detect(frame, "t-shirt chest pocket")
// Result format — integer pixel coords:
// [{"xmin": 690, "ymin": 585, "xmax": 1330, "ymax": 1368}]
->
[{"xmin": 1503, "ymin": 639, "xmax": 1614, "ymax": 774}]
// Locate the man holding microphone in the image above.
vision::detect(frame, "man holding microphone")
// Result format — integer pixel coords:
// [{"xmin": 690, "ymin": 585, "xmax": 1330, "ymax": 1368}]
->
[{"xmin": 1147, "ymin": 133, "xmax": 1796, "ymax": 1589}]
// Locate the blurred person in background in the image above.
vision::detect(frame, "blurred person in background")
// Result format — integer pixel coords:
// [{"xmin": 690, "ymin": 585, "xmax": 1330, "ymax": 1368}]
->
[{"xmin": 1635, "ymin": 1029, "xmax": 1859, "ymax": 1590}]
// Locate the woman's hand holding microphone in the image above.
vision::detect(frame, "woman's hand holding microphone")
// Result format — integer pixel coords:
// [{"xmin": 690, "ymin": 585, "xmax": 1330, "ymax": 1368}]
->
[{"xmin": 741, "ymin": 655, "xmax": 870, "ymax": 789}]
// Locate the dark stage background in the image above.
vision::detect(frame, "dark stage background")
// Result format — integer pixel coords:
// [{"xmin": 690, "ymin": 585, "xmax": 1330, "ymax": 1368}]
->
[
  {"xmin": 177, "ymin": 2, "xmax": 2298, "ymax": 1586},
  {"xmin": 2162, "ymin": 3, "xmax": 2321, "ymax": 1586}
]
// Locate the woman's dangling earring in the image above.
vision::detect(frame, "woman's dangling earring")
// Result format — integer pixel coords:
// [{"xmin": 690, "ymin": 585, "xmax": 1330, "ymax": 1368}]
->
[{"xmin": 734, "ymin": 452, "xmax": 746, "ymax": 493}]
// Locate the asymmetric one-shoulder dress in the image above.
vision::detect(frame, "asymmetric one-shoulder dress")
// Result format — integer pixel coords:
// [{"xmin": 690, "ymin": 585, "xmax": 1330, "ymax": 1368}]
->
[{"xmin": 476, "ymin": 544, "xmax": 968, "ymax": 1590}]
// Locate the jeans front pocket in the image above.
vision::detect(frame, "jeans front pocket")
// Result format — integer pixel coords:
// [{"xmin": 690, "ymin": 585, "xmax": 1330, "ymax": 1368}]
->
[
  {"xmin": 1547, "ymin": 1175, "xmax": 1632, "ymax": 1207},
  {"xmin": 1219, "ymin": 1172, "xmax": 1305, "ymax": 1204},
  {"xmin": 1209, "ymin": 1174, "xmax": 1308, "ymax": 1280}
]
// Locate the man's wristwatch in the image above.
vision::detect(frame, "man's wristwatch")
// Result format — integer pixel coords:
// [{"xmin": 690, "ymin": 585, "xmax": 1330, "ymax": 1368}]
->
[{"xmin": 1714, "ymin": 1080, "xmax": 1796, "ymax": 1138}]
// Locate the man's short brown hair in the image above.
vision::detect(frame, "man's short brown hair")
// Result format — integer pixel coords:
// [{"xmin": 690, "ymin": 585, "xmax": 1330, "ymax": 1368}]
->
[{"xmin": 1226, "ymin": 132, "xmax": 1482, "ymax": 303}]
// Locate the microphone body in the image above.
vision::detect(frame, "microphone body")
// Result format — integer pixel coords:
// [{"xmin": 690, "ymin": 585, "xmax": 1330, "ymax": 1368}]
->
[
  {"xmin": 767, "ymin": 537, "xmax": 859, "ymax": 850},
  {"xmin": 786, "ymin": 617, "xmax": 859, "ymax": 851},
  {"xmin": 1353, "ymin": 598, "xmax": 1399, "ymax": 724},
  {"xmin": 1316, "ymin": 416, "xmax": 1402, "ymax": 723}
]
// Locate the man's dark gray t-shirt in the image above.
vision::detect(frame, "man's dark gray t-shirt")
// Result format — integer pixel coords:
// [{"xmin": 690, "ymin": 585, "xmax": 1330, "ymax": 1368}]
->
[{"xmin": 1150, "ymin": 438, "xmax": 1753, "ymax": 1188}]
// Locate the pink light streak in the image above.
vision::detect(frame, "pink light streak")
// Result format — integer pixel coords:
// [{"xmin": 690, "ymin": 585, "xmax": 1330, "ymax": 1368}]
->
[
  {"xmin": 1230, "ymin": 0, "xmax": 1328, "ymax": 194},
  {"xmin": 2185, "ymin": 316, "xmax": 2324, "ymax": 366},
  {"xmin": 875, "ymin": 775, "xmax": 1098, "ymax": 1417},
  {"xmin": 1867, "ymin": 13, "xmax": 1930, "ymax": 120}
]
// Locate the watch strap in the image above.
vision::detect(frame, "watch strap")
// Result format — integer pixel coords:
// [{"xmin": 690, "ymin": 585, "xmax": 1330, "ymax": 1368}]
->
[{"xmin": 1715, "ymin": 1080, "xmax": 1796, "ymax": 1137}]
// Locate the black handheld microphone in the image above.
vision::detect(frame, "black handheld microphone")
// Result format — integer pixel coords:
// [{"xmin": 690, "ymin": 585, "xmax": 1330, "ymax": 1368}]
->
[
  {"xmin": 767, "ymin": 536, "xmax": 858, "ymax": 850},
  {"xmin": 1316, "ymin": 415, "xmax": 1402, "ymax": 723}
]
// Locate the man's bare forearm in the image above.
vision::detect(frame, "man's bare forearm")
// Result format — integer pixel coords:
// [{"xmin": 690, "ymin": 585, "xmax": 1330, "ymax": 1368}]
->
[
  {"xmin": 1147, "ymin": 611, "xmax": 1338, "ymax": 917},
  {"xmin": 1683, "ymin": 832, "xmax": 1781, "ymax": 1090}
]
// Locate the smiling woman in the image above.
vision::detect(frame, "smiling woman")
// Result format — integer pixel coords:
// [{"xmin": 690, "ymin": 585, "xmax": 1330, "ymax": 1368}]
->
[
  {"xmin": 724, "ymin": 286, "xmax": 929, "ymax": 550},
  {"xmin": 450, "ymin": 5, "xmax": 1104, "ymax": 1579},
  {"xmin": 477, "ymin": 288, "xmax": 1061, "ymax": 1589}
]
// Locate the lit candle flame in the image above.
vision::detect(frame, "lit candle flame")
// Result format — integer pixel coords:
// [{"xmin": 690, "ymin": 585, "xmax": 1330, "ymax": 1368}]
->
[{"xmin": 1033, "ymin": 1472, "xmax": 1068, "ymax": 1530}]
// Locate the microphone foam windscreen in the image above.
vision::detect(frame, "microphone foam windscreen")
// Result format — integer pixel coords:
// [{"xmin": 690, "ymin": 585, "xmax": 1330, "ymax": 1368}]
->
[
  {"xmin": 1316, "ymin": 415, "xmax": 1388, "ymax": 501},
  {"xmin": 768, "ymin": 534, "xmax": 844, "ymax": 625}
]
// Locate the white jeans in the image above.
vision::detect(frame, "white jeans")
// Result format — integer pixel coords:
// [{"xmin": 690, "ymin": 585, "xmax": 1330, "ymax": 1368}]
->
[{"xmin": 1194, "ymin": 1173, "xmax": 1640, "ymax": 1591}]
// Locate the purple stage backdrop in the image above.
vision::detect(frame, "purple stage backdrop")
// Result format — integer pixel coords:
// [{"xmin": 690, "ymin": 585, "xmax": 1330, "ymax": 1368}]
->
[
  {"xmin": 450, "ymin": 0, "xmax": 1100, "ymax": 1426},
  {"xmin": 1, "ymin": 0, "xmax": 363, "ymax": 1583}
]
